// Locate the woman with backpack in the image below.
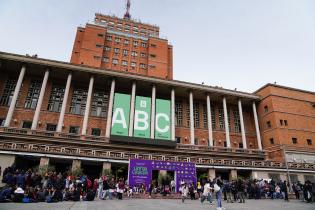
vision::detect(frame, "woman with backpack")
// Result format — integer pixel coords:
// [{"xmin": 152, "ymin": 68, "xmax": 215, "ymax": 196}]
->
[{"xmin": 214, "ymin": 177, "xmax": 224, "ymax": 210}]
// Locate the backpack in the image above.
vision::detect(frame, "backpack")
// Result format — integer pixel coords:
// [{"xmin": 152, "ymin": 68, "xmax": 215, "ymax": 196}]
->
[{"xmin": 214, "ymin": 184, "xmax": 220, "ymax": 192}]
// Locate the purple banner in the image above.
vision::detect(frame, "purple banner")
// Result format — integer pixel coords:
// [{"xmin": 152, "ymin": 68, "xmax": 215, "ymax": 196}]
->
[{"xmin": 128, "ymin": 159, "xmax": 196, "ymax": 192}]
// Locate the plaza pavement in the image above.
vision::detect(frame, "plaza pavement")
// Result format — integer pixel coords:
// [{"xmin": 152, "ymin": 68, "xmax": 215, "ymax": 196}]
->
[{"xmin": 0, "ymin": 199, "xmax": 314, "ymax": 210}]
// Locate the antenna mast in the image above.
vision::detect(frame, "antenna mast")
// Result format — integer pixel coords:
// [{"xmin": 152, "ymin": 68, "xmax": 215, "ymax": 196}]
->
[{"xmin": 124, "ymin": 0, "xmax": 131, "ymax": 19}]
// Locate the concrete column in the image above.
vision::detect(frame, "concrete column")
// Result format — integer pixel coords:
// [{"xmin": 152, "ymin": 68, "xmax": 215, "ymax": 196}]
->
[
  {"xmin": 81, "ymin": 76, "xmax": 94, "ymax": 135},
  {"xmin": 297, "ymin": 174, "xmax": 305, "ymax": 183},
  {"xmin": 128, "ymin": 81, "xmax": 136, "ymax": 136},
  {"xmin": 0, "ymin": 154, "xmax": 15, "ymax": 187},
  {"xmin": 206, "ymin": 94, "xmax": 213, "ymax": 146},
  {"xmin": 171, "ymin": 88, "xmax": 175, "ymax": 141},
  {"xmin": 4, "ymin": 65, "xmax": 26, "ymax": 127},
  {"xmin": 31, "ymin": 69, "xmax": 49, "ymax": 130},
  {"xmin": 105, "ymin": 79, "xmax": 116, "ymax": 138},
  {"xmin": 39, "ymin": 157, "xmax": 50, "ymax": 167},
  {"xmin": 252, "ymin": 102, "xmax": 263, "ymax": 150},
  {"xmin": 57, "ymin": 73, "xmax": 72, "ymax": 132},
  {"xmin": 207, "ymin": 169, "xmax": 216, "ymax": 181},
  {"xmin": 223, "ymin": 97, "xmax": 231, "ymax": 147},
  {"xmin": 150, "ymin": 85, "xmax": 156, "ymax": 139},
  {"xmin": 229, "ymin": 169, "xmax": 238, "ymax": 181},
  {"xmin": 189, "ymin": 91, "xmax": 194, "ymax": 145},
  {"xmin": 102, "ymin": 162, "xmax": 111, "ymax": 175},
  {"xmin": 238, "ymin": 99, "xmax": 247, "ymax": 149},
  {"xmin": 71, "ymin": 159, "xmax": 81, "ymax": 172}
]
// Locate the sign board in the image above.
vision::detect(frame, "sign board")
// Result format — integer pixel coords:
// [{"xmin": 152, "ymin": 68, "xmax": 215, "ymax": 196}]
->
[
  {"xmin": 111, "ymin": 93, "xmax": 131, "ymax": 136},
  {"xmin": 133, "ymin": 96, "xmax": 151, "ymax": 138}
]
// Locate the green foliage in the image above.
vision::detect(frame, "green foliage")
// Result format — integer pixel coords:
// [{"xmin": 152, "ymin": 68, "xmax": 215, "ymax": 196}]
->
[
  {"xmin": 33, "ymin": 165, "xmax": 55, "ymax": 176},
  {"xmin": 71, "ymin": 167, "xmax": 84, "ymax": 178}
]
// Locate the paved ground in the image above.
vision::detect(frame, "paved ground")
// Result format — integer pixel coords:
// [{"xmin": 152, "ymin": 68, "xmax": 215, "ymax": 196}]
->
[{"xmin": 0, "ymin": 199, "xmax": 314, "ymax": 210}]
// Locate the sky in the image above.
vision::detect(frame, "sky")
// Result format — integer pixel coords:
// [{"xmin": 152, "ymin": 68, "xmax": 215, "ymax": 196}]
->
[{"xmin": 0, "ymin": 0, "xmax": 315, "ymax": 93}]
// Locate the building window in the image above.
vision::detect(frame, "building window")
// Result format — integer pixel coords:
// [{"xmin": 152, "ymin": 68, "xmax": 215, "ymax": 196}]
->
[
  {"xmin": 122, "ymin": 60, "xmax": 128, "ymax": 66},
  {"xmin": 211, "ymin": 106, "xmax": 216, "ymax": 130},
  {"xmin": 266, "ymin": 121, "xmax": 271, "ymax": 128},
  {"xmin": 91, "ymin": 128, "xmax": 101, "ymax": 136},
  {"xmin": 284, "ymin": 120, "xmax": 288, "ymax": 126},
  {"xmin": 106, "ymin": 35, "xmax": 112, "ymax": 41},
  {"xmin": 124, "ymin": 39, "xmax": 129, "ymax": 45},
  {"xmin": 193, "ymin": 103, "xmax": 200, "ymax": 128},
  {"xmin": 264, "ymin": 105, "xmax": 268, "ymax": 113},
  {"xmin": 47, "ymin": 84, "xmax": 65, "ymax": 112},
  {"xmin": 194, "ymin": 138, "xmax": 198, "ymax": 145},
  {"xmin": 239, "ymin": 142, "xmax": 243, "ymax": 149},
  {"xmin": 140, "ymin": 52, "xmax": 146, "ymax": 57},
  {"xmin": 115, "ymin": 37, "xmax": 121, "ymax": 43},
  {"xmin": 223, "ymin": 141, "xmax": 227, "ymax": 147},
  {"xmin": 69, "ymin": 126, "xmax": 80, "ymax": 134},
  {"xmin": 292, "ymin": 138, "xmax": 297, "ymax": 144},
  {"xmin": 233, "ymin": 110, "xmax": 241, "ymax": 133},
  {"xmin": 96, "ymin": 44, "xmax": 102, "ymax": 48},
  {"xmin": 22, "ymin": 121, "xmax": 32, "ymax": 129},
  {"xmin": 93, "ymin": 56, "xmax": 101, "ymax": 60},
  {"xmin": 103, "ymin": 57, "xmax": 109, "ymax": 63},
  {"xmin": 91, "ymin": 91, "xmax": 108, "ymax": 117},
  {"xmin": 280, "ymin": 119, "xmax": 283, "ymax": 126},
  {"xmin": 70, "ymin": 89, "xmax": 88, "ymax": 115},
  {"xmin": 176, "ymin": 137, "xmax": 181, "ymax": 144},
  {"xmin": 133, "ymin": 41, "xmax": 138, "ymax": 47},
  {"xmin": 150, "ymin": 43, "xmax": 156, "ymax": 47},
  {"xmin": 0, "ymin": 119, "xmax": 5, "ymax": 126},
  {"xmin": 141, "ymin": 42, "xmax": 147, "ymax": 47},
  {"xmin": 0, "ymin": 79, "xmax": 16, "ymax": 106},
  {"xmin": 114, "ymin": 48, "xmax": 120, "ymax": 53},
  {"xmin": 307, "ymin": 139, "xmax": 312, "ymax": 145},
  {"xmin": 24, "ymin": 81, "xmax": 41, "ymax": 109},
  {"xmin": 112, "ymin": 59, "xmax": 118, "ymax": 65},
  {"xmin": 131, "ymin": 62, "xmax": 136, "ymax": 67},
  {"xmin": 149, "ymin": 64, "xmax": 156, "ymax": 69},
  {"xmin": 218, "ymin": 108, "xmax": 225, "ymax": 130},
  {"xmin": 187, "ymin": 103, "xmax": 199, "ymax": 128},
  {"xmin": 46, "ymin": 124, "xmax": 56, "ymax": 131},
  {"xmin": 175, "ymin": 102, "xmax": 183, "ymax": 126},
  {"xmin": 123, "ymin": 49, "xmax": 128, "ymax": 56},
  {"xmin": 203, "ymin": 104, "xmax": 207, "ymax": 129},
  {"xmin": 97, "ymin": 33, "xmax": 104, "ymax": 37},
  {"xmin": 131, "ymin": 51, "xmax": 138, "ymax": 57},
  {"xmin": 150, "ymin": 54, "xmax": 156, "ymax": 58},
  {"xmin": 104, "ymin": 46, "xmax": 111, "ymax": 51},
  {"xmin": 140, "ymin": 63, "xmax": 146, "ymax": 69},
  {"xmin": 269, "ymin": 138, "xmax": 274, "ymax": 144}
]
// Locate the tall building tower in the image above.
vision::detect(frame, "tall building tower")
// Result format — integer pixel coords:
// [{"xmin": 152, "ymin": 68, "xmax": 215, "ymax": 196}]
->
[{"xmin": 70, "ymin": 3, "xmax": 173, "ymax": 79}]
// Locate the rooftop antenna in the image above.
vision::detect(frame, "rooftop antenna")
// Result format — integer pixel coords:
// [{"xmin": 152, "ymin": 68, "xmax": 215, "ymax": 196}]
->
[{"xmin": 124, "ymin": 0, "xmax": 131, "ymax": 19}]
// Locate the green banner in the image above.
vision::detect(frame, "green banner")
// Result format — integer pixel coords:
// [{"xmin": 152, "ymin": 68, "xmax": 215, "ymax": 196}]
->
[
  {"xmin": 155, "ymin": 99, "xmax": 171, "ymax": 140},
  {"xmin": 111, "ymin": 93, "xmax": 131, "ymax": 136},
  {"xmin": 133, "ymin": 96, "xmax": 151, "ymax": 138}
]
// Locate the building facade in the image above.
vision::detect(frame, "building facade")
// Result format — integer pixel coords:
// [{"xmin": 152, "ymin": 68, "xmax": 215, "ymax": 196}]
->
[
  {"xmin": 0, "ymin": 12, "xmax": 314, "ymax": 185},
  {"xmin": 70, "ymin": 14, "xmax": 173, "ymax": 80}
]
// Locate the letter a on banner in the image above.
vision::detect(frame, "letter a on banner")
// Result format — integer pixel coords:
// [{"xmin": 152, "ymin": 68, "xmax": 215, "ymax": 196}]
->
[
  {"xmin": 133, "ymin": 96, "xmax": 151, "ymax": 138},
  {"xmin": 111, "ymin": 93, "xmax": 131, "ymax": 136},
  {"xmin": 155, "ymin": 99, "xmax": 171, "ymax": 140}
]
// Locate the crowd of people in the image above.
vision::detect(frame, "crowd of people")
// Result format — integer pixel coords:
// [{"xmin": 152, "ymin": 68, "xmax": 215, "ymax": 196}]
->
[{"xmin": 0, "ymin": 165, "xmax": 314, "ymax": 210}]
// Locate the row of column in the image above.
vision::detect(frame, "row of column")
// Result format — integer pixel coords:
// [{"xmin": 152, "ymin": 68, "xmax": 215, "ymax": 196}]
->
[
  {"xmin": 3, "ymin": 65, "xmax": 262, "ymax": 150},
  {"xmin": 188, "ymin": 90, "xmax": 262, "ymax": 150}
]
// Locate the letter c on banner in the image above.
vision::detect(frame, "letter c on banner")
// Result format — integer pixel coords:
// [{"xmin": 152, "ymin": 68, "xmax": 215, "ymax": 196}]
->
[{"xmin": 155, "ymin": 113, "xmax": 170, "ymax": 133}]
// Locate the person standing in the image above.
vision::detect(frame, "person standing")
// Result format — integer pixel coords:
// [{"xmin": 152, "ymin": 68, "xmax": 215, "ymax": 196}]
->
[
  {"xmin": 214, "ymin": 177, "xmax": 224, "ymax": 210},
  {"xmin": 237, "ymin": 179, "xmax": 245, "ymax": 203},
  {"xmin": 282, "ymin": 181, "xmax": 289, "ymax": 201},
  {"xmin": 180, "ymin": 184, "xmax": 189, "ymax": 203}
]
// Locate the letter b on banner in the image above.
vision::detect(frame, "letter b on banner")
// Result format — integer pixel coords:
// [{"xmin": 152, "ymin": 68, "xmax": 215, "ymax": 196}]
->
[
  {"xmin": 134, "ymin": 96, "xmax": 151, "ymax": 138},
  {"xmin": 155, "ymin": 99, "xmax": 171, "ymax": 140}
]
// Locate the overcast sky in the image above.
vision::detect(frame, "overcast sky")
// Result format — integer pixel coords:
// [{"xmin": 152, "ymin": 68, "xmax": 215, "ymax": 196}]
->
[{"xmin": 1, "ymin": 0, "xmax": 314, "ymax": 92}]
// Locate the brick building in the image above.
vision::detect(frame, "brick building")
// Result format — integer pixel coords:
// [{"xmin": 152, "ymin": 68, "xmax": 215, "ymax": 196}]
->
[
  {"xmin": 70, "ymin": 13, "xmax": 173, "ymax": 80},
  {"xmin": 0, "ymin": 11, "xmax": 314, "ymax": 186}
]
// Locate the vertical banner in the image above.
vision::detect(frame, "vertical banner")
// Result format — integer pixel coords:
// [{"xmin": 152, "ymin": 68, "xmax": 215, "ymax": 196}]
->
[
  {"xmin": 155, "ymin": 99, "xmax": 171, "ymax": 140},
  {"xmin": 111, "ymin": 93, "xmax": 131, "ymax": 136},
  {"xmin": 133, "ymin": 96, "xmax": 151, "ymax": 138}
]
